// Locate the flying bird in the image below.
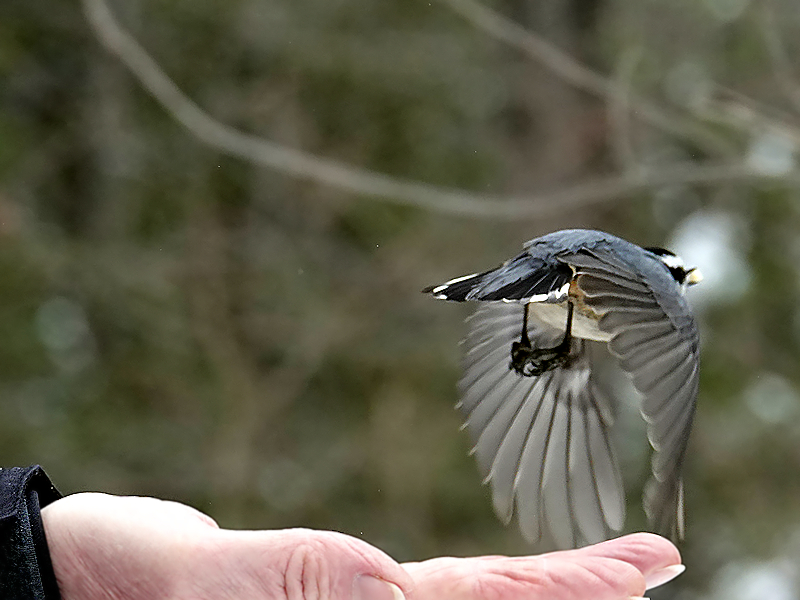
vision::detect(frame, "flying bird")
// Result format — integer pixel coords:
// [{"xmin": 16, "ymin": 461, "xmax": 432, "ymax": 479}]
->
[{"xmin": 423, "ymin": 229, "xmax": 702, "ymax": 548}]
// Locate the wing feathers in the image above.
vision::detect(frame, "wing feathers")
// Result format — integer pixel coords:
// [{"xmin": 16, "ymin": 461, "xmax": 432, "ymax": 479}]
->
[
  {"xmin": 561, "ymin": 250, "xmax": 636, "ymax": 277},
  {"xmin": 569, "ymin": 408, "xmax": 608, "ymax": 543},
  {"xmin": 587, "ymin": 406, "xmax": 626, "ymax": 531},
  {"xmin": 492, "ymin": 377, "xmax": 556, "ymax": 527},
  {"xmin": 458, "ymin": 303, "xmax": 624, "ymax": 547},
  {"xmin": 561, "ymin": 246, "xmax": 699, "ymax": 541},
  {"xmin": 541, "ymin": 400, "xmax": 574, "ymax": 547},
  {"xmin": 514, "ymin": 375, "xmax": 560, "ymax": 542}
]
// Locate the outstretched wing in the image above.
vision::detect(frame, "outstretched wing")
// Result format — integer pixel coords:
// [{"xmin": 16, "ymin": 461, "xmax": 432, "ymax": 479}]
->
[
  {"xmin": 566, "ymin": 248, "xmax": 700, "ymax": 540},
  {"xmin": 458, "ymin": 302, "xmax": 625, "ymax": 548}
]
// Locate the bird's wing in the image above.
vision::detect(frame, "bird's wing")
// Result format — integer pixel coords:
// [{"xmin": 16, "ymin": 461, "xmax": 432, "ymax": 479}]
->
[
  {"xmin": 458, "ymin": 302, "xmax": 625, "ymax": 548},
  {"xmin": 563, "ymin": 248, "xmax": 700, "ymax": 540}
]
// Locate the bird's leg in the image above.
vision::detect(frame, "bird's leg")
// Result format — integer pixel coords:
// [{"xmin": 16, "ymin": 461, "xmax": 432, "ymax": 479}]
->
[
  {"xmin": 510, "ymin": 304, "xmax": 533, "ymax": 372},
  {"xmin": 510, "ymin": 301, "xmax": 575, "ymax": 377}
]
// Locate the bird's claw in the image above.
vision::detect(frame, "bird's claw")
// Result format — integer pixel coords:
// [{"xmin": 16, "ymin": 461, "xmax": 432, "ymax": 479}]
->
[{"xmin": 510, "ymin": 341, "xmax": 572, "ymax": 377}]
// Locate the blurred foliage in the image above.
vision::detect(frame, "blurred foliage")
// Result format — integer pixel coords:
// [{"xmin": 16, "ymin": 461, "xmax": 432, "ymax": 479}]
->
[{"xmin": 4, "ymin": 0, "xmax": 800, "ymax": 597}]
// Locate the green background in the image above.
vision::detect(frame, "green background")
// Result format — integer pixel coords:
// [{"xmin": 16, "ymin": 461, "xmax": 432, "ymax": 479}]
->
[{"xmin": 3, "ymin": 0, "xmax": 800, "ymax": 597}]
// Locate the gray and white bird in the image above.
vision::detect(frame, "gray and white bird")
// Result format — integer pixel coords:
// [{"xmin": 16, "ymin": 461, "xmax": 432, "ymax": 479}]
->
[{"xmin": 424, "ymin": 229, "xmax": 702, "ymax": 548}]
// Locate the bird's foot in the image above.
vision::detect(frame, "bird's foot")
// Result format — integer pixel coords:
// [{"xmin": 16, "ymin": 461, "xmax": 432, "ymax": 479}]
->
[{"xmin": 510, "ymin": 341, "xmax": 572, "ymax": 377}]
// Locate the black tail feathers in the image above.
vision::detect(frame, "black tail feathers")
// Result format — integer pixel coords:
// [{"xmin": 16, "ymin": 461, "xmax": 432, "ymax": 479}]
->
[{"xmin": 422, "ymin": 272, "xmax": 484, "ymax": 301}]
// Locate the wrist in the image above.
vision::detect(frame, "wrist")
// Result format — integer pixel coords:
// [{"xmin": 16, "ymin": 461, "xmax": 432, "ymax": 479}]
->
[{"xmin": 0, "ymin": 465, "xmax": 63, "ymax": 600}]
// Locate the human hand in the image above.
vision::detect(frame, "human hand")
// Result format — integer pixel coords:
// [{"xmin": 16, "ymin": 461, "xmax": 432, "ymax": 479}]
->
[
  {"xmin": 42, "ymin": 493, "xmax": 683, "ymax": 600},
  {"xmin": 402, "ymin": 533, "xmax": 683, "ymax": 599}
]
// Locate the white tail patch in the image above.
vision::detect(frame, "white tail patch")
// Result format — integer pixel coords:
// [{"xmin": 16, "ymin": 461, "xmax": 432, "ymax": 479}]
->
[
  {"xmin": 436, "ymin": 273, "xmax": 479, "ymax": 289},
  {"xmin": 431, "ymin": 272, "xmax": 479, "ymax": 296}
]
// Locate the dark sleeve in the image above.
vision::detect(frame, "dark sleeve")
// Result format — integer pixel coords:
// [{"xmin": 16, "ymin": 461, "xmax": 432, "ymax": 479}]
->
[{"xmin": 0, "ymin": 466, "xmax": 63, "ymax": 600}]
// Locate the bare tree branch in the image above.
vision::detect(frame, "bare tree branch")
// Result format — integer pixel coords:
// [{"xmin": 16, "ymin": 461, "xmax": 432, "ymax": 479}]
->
[
  {"xmin": 439, "ymin": 0, "xmax": 735, "ymax": 156},
  {"xmin": 82, "ymin": 0, "xmax": 797, "ymax": 222},
  {"xmin": 608, "ymin": 47, "xmax": 642, "ymax": 173},
  {"xmin": 761, "ymin": 1, "xmax": 800, "ymax": 116},
  {"xmin": 700, "ymin": 85, "xmax": 800, "ymax": 145},
  {"xmin": 81, "ymin": 0, "xmax": 518, "ymax": 219}
]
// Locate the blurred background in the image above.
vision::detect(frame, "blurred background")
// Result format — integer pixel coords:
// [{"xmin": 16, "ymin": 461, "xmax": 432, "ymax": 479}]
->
[{"xmin": 3, "ymin": 0, "xmax": 800, "ymax": 597}]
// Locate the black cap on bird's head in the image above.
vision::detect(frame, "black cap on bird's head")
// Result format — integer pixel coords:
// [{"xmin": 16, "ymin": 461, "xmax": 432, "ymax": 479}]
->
[{"xmin": 644, "ymin": 247, "xmax": 703, "ymax": 288}]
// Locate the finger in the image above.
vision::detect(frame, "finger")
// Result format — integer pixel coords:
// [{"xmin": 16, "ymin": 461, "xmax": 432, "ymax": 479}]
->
[
  {"xmin": 553, "ymin": 532, "xmax": 683, "ymax": 588},
  {"xmin": 209, "ymin": 528, "xmax": 412, "ymax": 600},
  {"xmin": 403, "ymin": 553, "xmax": 644, "ymax": 600}
]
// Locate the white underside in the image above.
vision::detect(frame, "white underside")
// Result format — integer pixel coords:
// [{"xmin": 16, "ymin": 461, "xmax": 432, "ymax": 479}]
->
[{"xmin": 527, "ymin": 302, "xmax": 613, "ymax": 342}]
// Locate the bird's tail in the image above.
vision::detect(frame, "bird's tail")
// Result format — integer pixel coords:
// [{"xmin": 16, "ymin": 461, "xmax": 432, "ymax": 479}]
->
[
  {"xmin": 422, "ymin": 271, "xmax": 489, "ymax": 301},
  {"xmin": 423, "ymin": 255, "xmax": 572, "ymax": 303}
]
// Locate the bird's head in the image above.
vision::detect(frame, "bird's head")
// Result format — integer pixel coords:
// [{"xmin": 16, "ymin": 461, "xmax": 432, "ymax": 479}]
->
[{"xmin": 644, "ymin": 247, "xmax": 703, "ymax": 290}]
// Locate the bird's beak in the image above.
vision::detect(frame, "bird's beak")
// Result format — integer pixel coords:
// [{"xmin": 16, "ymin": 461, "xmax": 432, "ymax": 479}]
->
[{"xmin": 686, "ymin": 268, "xmax": 703, "ymax": 286}]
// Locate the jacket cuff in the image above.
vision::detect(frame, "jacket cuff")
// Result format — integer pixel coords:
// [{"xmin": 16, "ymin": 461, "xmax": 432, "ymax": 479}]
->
[{"xmin": 0, "ymin": 466, "xmax": 63, "ymax": 600}]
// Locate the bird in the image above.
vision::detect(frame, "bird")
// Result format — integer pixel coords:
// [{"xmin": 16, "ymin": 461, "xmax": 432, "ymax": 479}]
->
[{"xmin": 423, "ymin": 229, "xmax": 702, "ymax": 548}]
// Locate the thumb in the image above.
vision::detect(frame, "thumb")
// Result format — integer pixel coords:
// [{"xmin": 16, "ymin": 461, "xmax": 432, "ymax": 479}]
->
[{"xmin": 213, "ymin": 528, "xmax": 411, "ymax": 600}]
